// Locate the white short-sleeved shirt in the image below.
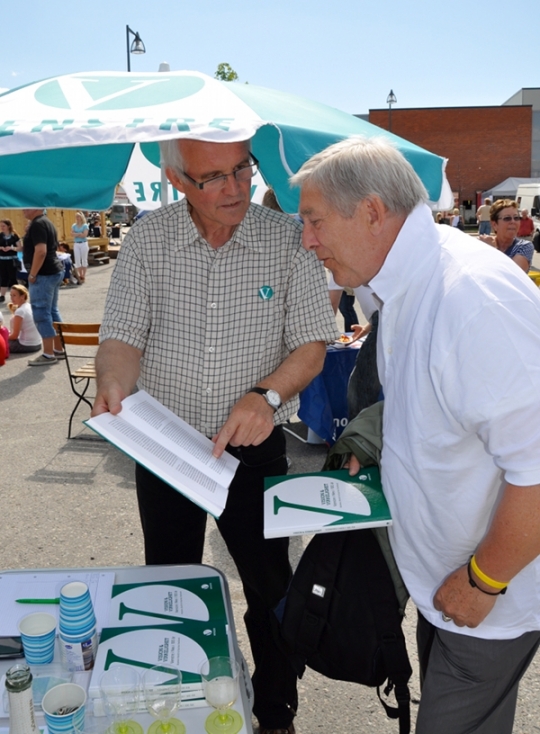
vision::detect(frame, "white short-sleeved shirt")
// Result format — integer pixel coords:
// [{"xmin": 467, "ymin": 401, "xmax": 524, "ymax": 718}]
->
[
  {"xmin": 370, "ymin": 204, "xmax": 540, "ymax": 639},
  {"xmin": 100, "ymin": 200, "xmax": 338, "ymax": 436},
  {"xmin": 13, "ymin": 302, "xmax": 41, "ymax": 346}
]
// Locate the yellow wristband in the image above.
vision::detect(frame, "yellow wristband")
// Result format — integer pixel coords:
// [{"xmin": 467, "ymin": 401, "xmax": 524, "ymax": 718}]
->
[{"xmin": 470, "ymin": 555, "xmax": 508, "ymax": 590}]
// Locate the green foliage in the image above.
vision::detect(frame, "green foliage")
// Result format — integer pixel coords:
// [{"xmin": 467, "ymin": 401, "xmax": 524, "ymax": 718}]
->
[{"xmin": 214, "ymin": 63, "xmax": 239, "ymax": 82}]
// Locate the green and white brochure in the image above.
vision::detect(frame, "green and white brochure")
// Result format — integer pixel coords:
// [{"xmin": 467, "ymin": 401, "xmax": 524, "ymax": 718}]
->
[
  {"xmin": 88, "ymin": 620, "xmax": 231, "ymax": 700},
  {"xmin": 108, "ymin": 577, "xmax": 227, "ymax": 626},
  {"xmin": 263, "ymin": 468, "xmax": 392, "ymax": 539}
]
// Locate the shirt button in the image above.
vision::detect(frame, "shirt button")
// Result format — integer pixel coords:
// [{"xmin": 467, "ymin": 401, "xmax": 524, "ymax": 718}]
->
[
  {"xmin": 206, "ymin": 388, "xmax": 212, "ymax": 394},
  {"xmin": 209, "ymin": 347, "xmax": 215, "ymax": 353},
  {"xmin": 210, "ymin": 303, "xmax": 217, "ymax": 309}
]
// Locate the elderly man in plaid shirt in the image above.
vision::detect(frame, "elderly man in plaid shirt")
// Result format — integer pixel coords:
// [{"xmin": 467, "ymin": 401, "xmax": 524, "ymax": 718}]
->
[{"xmin": 93, "ymin": 137, "xmax": 338, "ymax": 734}]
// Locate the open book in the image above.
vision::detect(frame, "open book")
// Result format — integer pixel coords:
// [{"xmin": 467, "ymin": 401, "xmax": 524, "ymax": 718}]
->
[
  {"xmin": 85, "ymin": 391, "xmax": 239, "ymax": 517},
  {"xmin": 264, "ymin": 468, "xmax": 392, "ymax": 538}
]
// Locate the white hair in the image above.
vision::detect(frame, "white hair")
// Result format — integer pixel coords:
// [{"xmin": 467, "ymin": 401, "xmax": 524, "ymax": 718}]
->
[
  {"xmin": 290, "ymin": 136, "xmax": 428, "ymax": 217},
  {"xmin": 159, "ymin": 139, "xmax": 185, "ymax": 176}
]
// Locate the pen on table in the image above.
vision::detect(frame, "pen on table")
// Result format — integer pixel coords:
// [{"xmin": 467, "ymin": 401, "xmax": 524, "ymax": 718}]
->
[{"xmin": 15, "ymin": 598, "xmax": 60, "ymax": 604}]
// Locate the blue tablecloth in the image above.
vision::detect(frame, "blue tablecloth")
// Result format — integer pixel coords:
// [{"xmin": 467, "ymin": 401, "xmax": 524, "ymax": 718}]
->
[{"xmin": 298, "ymin": 342, "xmax": 362, "ymax": 445}]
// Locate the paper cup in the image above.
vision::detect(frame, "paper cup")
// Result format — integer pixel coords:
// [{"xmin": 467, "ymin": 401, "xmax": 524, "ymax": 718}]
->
[
  {"xmin": 42, "ymin": 683, "xmax": 86, "ymax": 734},
  {"xmin": 59, "ymin": 582, "xmax": 96, "ymax": 637},
  {"xmin": 18, "ymin": 612, "xmax": 57, "ymax": 665}
]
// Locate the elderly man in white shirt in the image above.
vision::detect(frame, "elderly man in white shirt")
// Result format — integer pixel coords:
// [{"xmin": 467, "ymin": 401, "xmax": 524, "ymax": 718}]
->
[{"xmin": 291, "ymin": 136, "xmax": 540, "ymax": 734}]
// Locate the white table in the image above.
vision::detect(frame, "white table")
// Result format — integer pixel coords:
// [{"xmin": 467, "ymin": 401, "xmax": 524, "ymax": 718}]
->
[{"xmin": 0, "ymin": 564, "xmax": 253, "ymax": 733}]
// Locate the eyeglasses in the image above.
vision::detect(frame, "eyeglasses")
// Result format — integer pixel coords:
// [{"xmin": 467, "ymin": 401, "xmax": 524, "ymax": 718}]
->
[
  {"xmin": 182, "ymin": 155, "xmax": 259, "ymax": 191},
  {"xmin": 497, "ymin": 215, "xmax": 521, "ymax": 222}
]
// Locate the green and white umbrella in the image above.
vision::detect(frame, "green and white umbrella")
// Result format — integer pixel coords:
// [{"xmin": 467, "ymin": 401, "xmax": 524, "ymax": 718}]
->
[{"xmin": 0, "ymin": 70, "xmax": 450, "ymax": 212}]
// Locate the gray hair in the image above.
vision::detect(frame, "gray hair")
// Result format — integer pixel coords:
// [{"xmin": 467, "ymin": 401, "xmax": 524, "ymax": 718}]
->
[
  {"xmin": 290, "ymin": 136, "xmax": 428, "ymax": 218},
  {"xmin": 160, "ymin": 139, "xmax": 185, "ymax": 176}
]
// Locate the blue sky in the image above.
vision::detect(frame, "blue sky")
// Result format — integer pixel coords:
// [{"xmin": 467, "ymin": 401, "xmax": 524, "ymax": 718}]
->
[{"xmin": 4, "ymin": 0, "xmax": 538, "ymax": 114}]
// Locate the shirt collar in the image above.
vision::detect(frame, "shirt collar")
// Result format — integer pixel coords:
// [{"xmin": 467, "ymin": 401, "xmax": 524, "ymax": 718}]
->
[
  {"xmin": 369, "ymin": 203, "xmax": 440, "ymax": 308},
  {"xmin": 177, "ymin": 199, "xmax": 264, "ymax": 253}
]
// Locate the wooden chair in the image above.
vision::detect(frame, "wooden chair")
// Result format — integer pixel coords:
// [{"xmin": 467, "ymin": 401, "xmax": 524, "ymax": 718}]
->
[{"xmin": 54, "ymin": 322, "xmax": 100, "ymax": 439}]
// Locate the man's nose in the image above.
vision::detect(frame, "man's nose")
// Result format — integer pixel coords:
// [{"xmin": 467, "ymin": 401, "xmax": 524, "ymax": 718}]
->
[
  {"xmin": 223, "ymin": 173, "xmax": 241, "ymax": 195},
  {"xmin": 302, "ymin": 224, "xmax": 318, "ymax": 251}
]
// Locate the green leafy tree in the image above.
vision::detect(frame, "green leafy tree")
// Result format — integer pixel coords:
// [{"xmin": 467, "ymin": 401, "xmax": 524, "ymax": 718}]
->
[{"xmin": 214, "ymin": 63, "xmax": 239, "ymax": 82}]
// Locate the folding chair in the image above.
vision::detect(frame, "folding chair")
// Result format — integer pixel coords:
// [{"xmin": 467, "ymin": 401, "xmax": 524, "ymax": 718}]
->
[{"xmin": 54, "ymin": 322, "xmax": 100, "ymax": 439}]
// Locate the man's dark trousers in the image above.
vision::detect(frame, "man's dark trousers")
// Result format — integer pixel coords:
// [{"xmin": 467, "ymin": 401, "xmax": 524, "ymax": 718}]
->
[{"xmin": 135, "ymin": 426, "xmax": 298, "ymax": 729}]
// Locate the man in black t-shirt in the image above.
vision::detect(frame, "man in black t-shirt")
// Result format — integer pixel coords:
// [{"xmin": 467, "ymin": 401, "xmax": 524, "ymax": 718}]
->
[{"xmin": 22, "ymin": 209, "xmax": 65, "ymax": 366}]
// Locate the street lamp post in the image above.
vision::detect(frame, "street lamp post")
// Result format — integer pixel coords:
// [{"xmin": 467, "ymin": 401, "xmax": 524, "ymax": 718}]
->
[
  {"xmin": 386, "ymin": 89, "xmax": 397, "ymax": 132},
  {"xmin": 126, "ymin": 25, "xmax": 146, "ymax": 72}
]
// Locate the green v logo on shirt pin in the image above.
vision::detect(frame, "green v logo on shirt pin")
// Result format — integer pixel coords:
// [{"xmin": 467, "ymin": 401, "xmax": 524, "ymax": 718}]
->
[{"xmin": 258, "ymin": 286, "xmax": 274, "ymax": 300}]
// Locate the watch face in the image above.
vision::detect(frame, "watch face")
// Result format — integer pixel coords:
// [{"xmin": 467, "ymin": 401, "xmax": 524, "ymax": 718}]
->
[{"xmin": 266, "ymin": 389, "xmax": 281, "ymax": 408}]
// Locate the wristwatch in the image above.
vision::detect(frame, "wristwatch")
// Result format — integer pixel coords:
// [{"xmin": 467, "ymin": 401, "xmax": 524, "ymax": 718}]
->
[{"xmin": 248, "ymin": 387, "xmax": 282, "ymax": 411}]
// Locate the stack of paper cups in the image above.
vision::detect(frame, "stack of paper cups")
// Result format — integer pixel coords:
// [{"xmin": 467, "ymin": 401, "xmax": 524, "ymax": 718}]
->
[{"xmin": 58, "ymin": 582, "xmax": 98, "ymax": 671}]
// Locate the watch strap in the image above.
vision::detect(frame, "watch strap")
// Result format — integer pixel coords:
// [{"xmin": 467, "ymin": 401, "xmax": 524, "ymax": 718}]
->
[
  {"xmin": 248, "ymin": 387, "xmax": 280, "ymax": 410},
  {"xmin": 249, "ymin": 387, "xmax": 268, "ymax": 397}
]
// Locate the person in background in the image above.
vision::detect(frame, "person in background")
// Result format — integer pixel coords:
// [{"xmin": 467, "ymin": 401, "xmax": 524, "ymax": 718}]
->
[
  {"xmin": 22, "ymin": 209, "xmax": 65, "ymax": 366},
  {"xmin": 293, "ymin": 136, "xmax": 540, "ymax": 734},
  {"xmin": 476, "ymin": 197, "xmax": 492, "ymax": 235},
  {"xmin": 0, "ymin": 313, "xmax": 8, "ymax": 365},
  {"xmin": 450, "ymin": 207, "xmax": 464, "ymax": 230},
  {"xmin": 57, "ymin": 242, "xmax": 81, "ymax": 285},
  {"xmin": 0, "ymin": 219, "xmax": 21, "ymax": 303},
  {"xmin": 518, "ymin": 208, "xmax": 535, "ymax": 239},
  {"xmin": 71, "ymin": 211, "xmax": 89, "ymax": 283},
  {"xmin": 478, "ymin": 199, "xmax": 534, "ymax": 273},
  {"xmin": 261, "ymin": 188, "xmax": 283, "ymax": 212},
  {"xmin": 7, "ymin": 284, "xmax": 41, "ymax": 354},
  {"xmin": 336, "ymin": 288, "xmax": 358, "ymax": 331}
]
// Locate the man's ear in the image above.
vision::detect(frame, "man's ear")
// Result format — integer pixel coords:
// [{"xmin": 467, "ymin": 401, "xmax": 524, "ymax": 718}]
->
[
  {"xmin": 359, "ymin": 195, "xmax": 387, "ymax": 233},
  {"xmin": 165, "ymin": 167, "xmax": 186, "ymax": 195}
]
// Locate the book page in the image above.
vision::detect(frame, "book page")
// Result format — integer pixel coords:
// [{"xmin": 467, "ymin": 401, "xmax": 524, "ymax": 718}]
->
[
  {"xmin": 120, "ymin": 392, "xmax": 238, "ymax": 485},
  {"xmin": 85, "ymin": 391, "xmax": 239, "ymax": 517},
  {"xmin": 86, "ymin": 413, "xmax": 226, "ymax": 516}
]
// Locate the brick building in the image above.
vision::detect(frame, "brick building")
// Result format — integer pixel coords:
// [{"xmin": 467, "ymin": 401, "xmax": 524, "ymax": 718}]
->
[{"xmin": 368, "ymin": 105, "xmax": 532, "ymax": 208}]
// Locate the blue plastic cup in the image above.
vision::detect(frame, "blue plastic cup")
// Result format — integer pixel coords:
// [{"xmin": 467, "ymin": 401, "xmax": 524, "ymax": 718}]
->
[
  {"xmin": 17, "ymin": 612, "xmax": 56, "ymax": 665},
  {"xmin": 42, "ymin": 683, "xmax": 86, "ymax": 734}
]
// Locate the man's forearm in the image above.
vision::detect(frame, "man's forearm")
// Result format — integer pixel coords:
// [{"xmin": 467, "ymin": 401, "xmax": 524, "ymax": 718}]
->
[
  {"xmin": 95, "ymin": 339, "xmax": 143, "ymax": 397},
  {"xmin": 92, "ymin": 339, "xmax": 143, "ymax": 416},
  {"xmin": 30, "ymin": 244, "xmax": 47, "ymax": 276},
  {"xmin": 474, "ymin": 482, "xmax": 540, "ymax": 585},
  {"xmin": 257, "ymin": 341, "xmax": 327, "ymax": 402}
]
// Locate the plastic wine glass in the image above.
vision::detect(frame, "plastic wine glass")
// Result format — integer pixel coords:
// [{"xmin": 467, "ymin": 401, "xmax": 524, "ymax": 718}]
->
[
  {"xmin": 199, "ymin": 657, "xmax": 243, "ymax": 734},
  {"xmin": 100, "ymin": 664, "xmax": 144, "ymax": 734},
  {"xmin": 142, "ymin": 664, "xmax": 186, "ymax": 734}
]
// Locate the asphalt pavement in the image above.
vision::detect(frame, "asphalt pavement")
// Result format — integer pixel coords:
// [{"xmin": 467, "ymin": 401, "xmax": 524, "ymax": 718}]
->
[{"xmin": 1, "ymin": 255, "xmax": 540, "ymax": 733}]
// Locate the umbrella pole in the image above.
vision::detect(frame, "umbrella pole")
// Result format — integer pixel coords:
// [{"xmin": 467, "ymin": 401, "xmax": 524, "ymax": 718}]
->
[{"xmin": 160, "ymin": 162, "xmax": 169, "ymax": 207}]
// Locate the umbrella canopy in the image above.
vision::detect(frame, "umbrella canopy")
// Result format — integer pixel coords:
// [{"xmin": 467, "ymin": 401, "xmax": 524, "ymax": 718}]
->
[{"xmin": 0, "ymin": 70, "xmax": 448, "ymax": 212}]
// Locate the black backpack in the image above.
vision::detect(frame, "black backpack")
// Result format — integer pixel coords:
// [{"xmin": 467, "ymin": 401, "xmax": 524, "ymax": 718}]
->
[{"xmin": 273, "ymin": 527, "xmax": 412, "ymax": 733}]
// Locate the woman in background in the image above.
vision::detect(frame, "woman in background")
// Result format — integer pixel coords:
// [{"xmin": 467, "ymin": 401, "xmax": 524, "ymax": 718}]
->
[
  {"xmin": 0, "ymin": 219, "xmax": 21, "ymax": 302},
  {"xmin": 478, "ymin": 199, "xmax": 534, "ymax": 273},
  {"xmin": 71, "ymin": 212, "xmax": 89, "ymax": 283},
  {"xmin": 8, "ymin": 284, "xmax": 42, "ymax": 353}
]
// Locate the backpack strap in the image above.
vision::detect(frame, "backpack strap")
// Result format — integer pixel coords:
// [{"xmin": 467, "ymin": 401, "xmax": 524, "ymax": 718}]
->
[{"xmin": 376, "ymin": 632, "xmax": 412, "ymax": 734}]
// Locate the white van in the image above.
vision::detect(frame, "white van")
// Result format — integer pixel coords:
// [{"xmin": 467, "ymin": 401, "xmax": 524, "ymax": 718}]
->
[{"xmin": 516, "ymin": 184, "xmax": 540, "ymax": 218}]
